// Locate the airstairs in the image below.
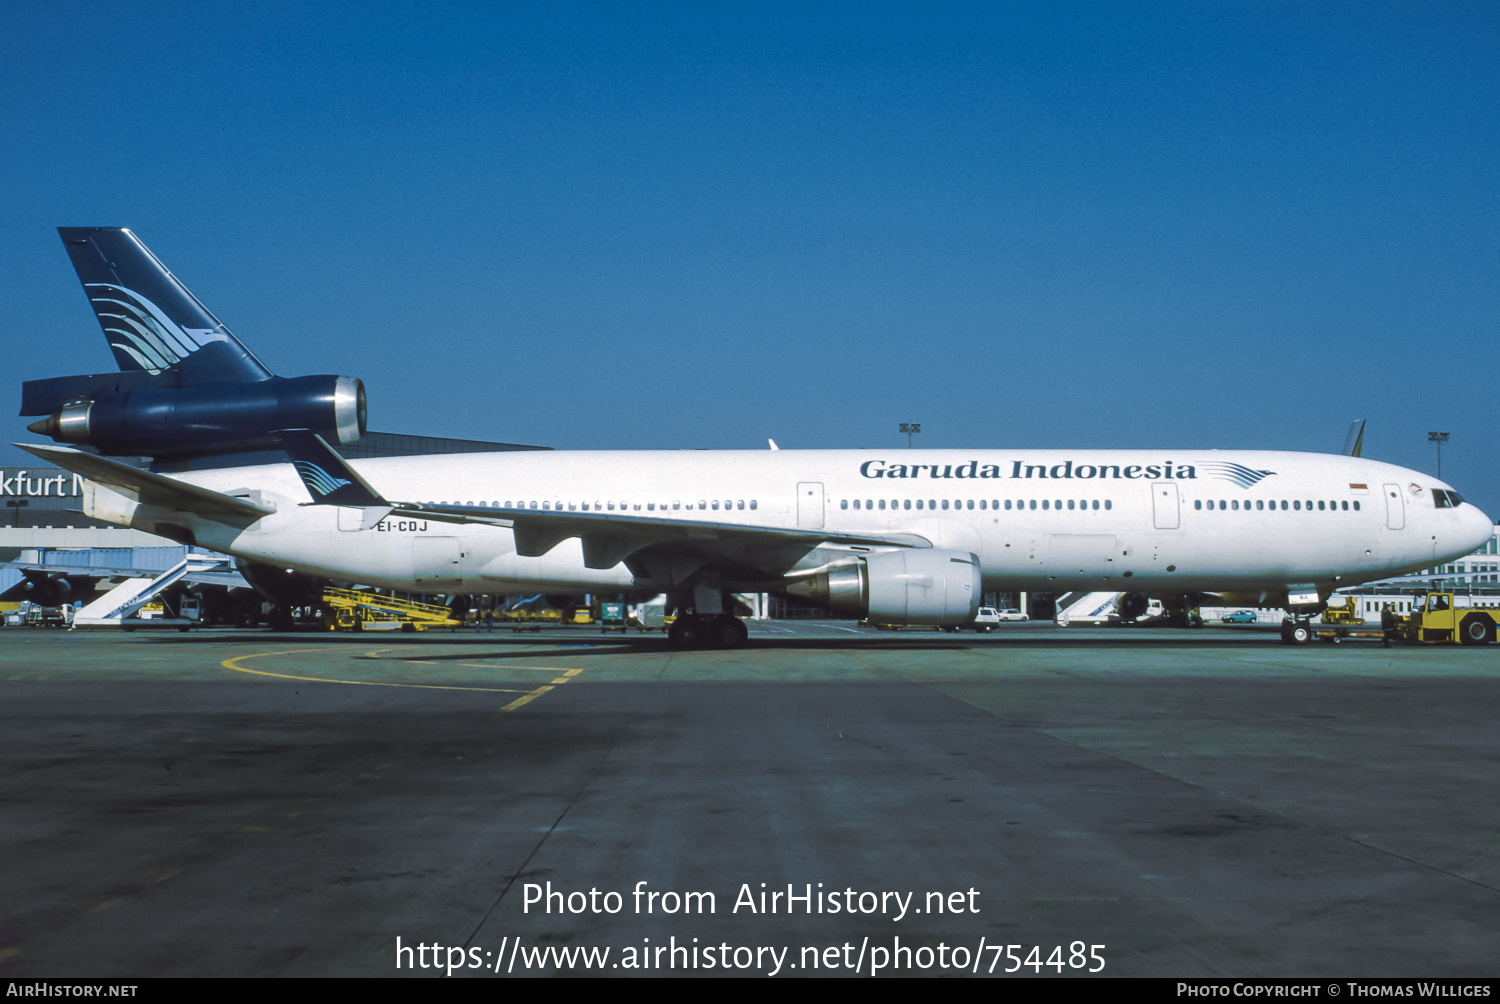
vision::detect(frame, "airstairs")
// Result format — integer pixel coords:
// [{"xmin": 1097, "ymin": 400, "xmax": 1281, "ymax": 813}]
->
[
  {"xmin": 72, "ymin": 553, "xmax": 228, "ymax": 629},
  {"xmin": 1053, "ymin": 591, "xmax": 1123, "ymax": 626}
]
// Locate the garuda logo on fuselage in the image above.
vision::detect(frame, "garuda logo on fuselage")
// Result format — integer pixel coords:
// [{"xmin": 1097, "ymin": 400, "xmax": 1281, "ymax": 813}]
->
[{"xmin": 1198, "ymin": 462, "xmax": 1277, "ymax": 489}]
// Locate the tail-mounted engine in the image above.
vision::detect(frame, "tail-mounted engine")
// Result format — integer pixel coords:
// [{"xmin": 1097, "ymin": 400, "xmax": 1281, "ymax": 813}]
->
[{"xmin": 22, "ymin": 372, "xmax": 365, "ymax": 460}]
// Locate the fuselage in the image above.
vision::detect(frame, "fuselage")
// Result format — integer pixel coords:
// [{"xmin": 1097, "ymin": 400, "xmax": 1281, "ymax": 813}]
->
[{"xmin": 95, "ymin": 448, "xmax": 1493, "ymax": 604}]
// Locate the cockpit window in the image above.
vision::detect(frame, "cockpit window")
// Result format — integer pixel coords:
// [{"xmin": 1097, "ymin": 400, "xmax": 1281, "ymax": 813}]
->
[{"xmin": 1433, "ymin": 490, "xmax": 1453, "ymax": 508}]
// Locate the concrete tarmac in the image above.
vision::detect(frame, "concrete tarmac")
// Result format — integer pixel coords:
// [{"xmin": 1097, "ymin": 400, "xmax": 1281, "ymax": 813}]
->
[{"xmin": 0, "ymin": 621, "xmax": 1496, "ymax": 977}]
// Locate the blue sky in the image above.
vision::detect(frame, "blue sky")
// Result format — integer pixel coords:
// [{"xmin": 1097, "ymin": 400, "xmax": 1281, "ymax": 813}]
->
[{"xmin": 4, "ymin": 2, "xmax": 1497, "ymax": 513}]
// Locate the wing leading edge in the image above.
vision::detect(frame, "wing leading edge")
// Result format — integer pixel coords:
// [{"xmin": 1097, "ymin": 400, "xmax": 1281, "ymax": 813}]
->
[{"xmin": 278, "ymin": 429, "xmax": 929, "ymax": 569}]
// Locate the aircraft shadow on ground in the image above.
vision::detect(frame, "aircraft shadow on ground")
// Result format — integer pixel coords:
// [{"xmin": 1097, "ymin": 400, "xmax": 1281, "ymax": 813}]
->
[{"xmin": 137, "ymin": 629, "xmax": 1292, "ymax": 658}]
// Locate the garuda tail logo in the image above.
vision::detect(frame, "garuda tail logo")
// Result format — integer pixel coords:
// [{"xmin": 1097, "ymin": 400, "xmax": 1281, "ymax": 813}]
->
[
  {"xmin": 1199, "ymin": 462, "xmax": 1277, "ymax": 489},
  {"xmin": 294, "ymin": 461, "xmax": 352, "ymax": 498},
  {"xmin": 85, "ymin": 283, "xmax": 229, "ymax": 374}
]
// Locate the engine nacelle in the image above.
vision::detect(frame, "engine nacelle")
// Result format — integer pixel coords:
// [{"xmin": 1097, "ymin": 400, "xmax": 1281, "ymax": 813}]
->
[
  {"xmin": 24, "ymin": 374, "xmax": 364, "ymax": 459},
  {"xmin": 786, "ymin": 548, "xmax": 981, "ymax": 626}
]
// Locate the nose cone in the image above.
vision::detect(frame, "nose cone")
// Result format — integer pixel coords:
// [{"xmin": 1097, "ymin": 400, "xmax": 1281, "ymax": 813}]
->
[{"xmin": 1461, "ymin": 502, "xmax": 1495, "ymax": 554}]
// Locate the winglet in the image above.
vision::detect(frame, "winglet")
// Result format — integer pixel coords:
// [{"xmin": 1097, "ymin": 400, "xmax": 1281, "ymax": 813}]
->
[
  {"xmin": 278, "ymin": 429, "xmax": 386, "ymax": 506},
  {"xmin": 1343, "ymin": 419, "xmax": 1366, "ymax": 458}
]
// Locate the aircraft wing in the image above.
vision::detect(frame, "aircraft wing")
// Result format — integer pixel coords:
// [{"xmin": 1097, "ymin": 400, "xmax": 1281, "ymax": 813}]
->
[
  {"xmin": 278, "ymin": 430, "xmax": 929, "ymax": 569},
  {"xmin": 15, "ymin": 443, "xmax": 275, "ymax": 521}
]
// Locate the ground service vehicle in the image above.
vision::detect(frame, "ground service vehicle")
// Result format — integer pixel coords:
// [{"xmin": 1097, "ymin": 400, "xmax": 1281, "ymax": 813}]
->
[
  {"xmin": 1401, "ymin": 592, "xmax": 1500, "ymax": 645},
  {"xmin": 1320, "ymin": 598, "xmax": 1364, "ymax": 626}
]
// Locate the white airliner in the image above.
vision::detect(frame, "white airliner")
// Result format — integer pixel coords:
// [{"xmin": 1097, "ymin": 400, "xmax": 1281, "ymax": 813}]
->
[
  {"xmin": 21, "ymin": 437, "xmax": 1494, "ymax": 647},
  {"xmin": 16, "ymin": 228, "xmax": 1496, "ymax": 647}
]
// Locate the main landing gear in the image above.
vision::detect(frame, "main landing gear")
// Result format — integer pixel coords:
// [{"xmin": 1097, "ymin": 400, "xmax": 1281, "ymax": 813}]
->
[{"xmin": 668, "ymin": 613, "xmax": 749, "ymax": 650}]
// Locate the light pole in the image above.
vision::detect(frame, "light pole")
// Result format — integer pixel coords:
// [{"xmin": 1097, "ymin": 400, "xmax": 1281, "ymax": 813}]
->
[
  {"xmin": 899, "ymin": 423, "xmax": 920, "ymax": 448},
  {"xmin": 1428, "ymin": 431, "xmax": 1449, "ymax": 479}
]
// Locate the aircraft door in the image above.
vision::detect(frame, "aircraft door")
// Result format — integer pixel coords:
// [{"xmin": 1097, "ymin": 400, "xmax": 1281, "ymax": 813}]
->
[
  {"xmin": 1151, "ymin": 482, "xmax": 1180, "ymax": 529},
  {"xmin": 1383, "ymin": 483, "xmax": 1404, "ymax": 530},
  {"xmin": 413, "ymin": 536, "xmax": 463, "ymax": 585},
  {"xmin": 797, "ymin": 482, "xmax": 824, "ymax": 529}
]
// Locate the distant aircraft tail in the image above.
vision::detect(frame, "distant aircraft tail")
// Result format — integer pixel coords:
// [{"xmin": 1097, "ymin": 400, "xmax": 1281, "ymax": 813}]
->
[{"xmin": 57, "ymin": 227, "xmax": 272, "ymax": 385}]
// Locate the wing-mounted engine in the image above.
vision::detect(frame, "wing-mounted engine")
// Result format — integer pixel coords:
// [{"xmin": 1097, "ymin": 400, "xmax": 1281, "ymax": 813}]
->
[{"xmin": 785, "ymin": 548, "xmax": 981, "ymax": 626}]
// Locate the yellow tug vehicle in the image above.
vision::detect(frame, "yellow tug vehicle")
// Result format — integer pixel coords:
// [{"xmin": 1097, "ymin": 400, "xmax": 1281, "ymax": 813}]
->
[{"xmin": 1400, "ymin": 592, "xmax": 1500, "ymax": 645}]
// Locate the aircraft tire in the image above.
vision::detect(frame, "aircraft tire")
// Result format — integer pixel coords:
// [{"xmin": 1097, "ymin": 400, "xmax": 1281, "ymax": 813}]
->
[
  {"xmin": 1459, "ymin": 614, "xmax": 1494, "ymax": 646},
  {"xmin": 669, "ymin": 615, "xmax": 705, "ymax": 649},
  {"xmin": 1291, "ymin": 622, "xmax": 1312, "ymax": 644}
]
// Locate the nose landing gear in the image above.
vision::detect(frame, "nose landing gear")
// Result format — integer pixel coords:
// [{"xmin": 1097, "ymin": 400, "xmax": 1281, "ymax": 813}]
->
[{"xmin": 1279, "ymin": 618, "xmax": 1313, "ymax": 644}]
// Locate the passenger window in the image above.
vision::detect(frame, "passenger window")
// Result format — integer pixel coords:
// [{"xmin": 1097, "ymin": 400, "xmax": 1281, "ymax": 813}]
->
[
  {"xmin": 750, "ymin": 500, "xmax": 757, "ymax": 510},
  {"xmin": 1293, "ymin": 500, "xmax": 1300, "ymax": 510},
  {"xmin": 1091, "ymin": 500, "xmax": 1099, "ymax": 510},
  {"xmin": 1352, "ymin": 501, "xmax": 1359, "ymax": 511},
  {"xmin": 904, "ymin": 500, "xmax": 911, "ymax": 510},
  {"xmin": 1104, "ymin": 500, "xmax": 1112, "ymax": 510},
  {"xmin": 841, "ymin": 500, "xmax": 848, "ymax": 510},
  {"xmin": 941, "ymin": 500, "xmax": 949, "ymax": 510},
  {"xmin": 1029, "ymin": 500, "xmax": 1037, "ymax": 510}
]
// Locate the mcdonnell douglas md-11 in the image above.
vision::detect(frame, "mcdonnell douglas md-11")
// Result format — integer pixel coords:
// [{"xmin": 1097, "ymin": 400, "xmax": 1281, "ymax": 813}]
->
[{"xmin": 18, "ymin": 228, "xmax": 1496, "ymax": 647}]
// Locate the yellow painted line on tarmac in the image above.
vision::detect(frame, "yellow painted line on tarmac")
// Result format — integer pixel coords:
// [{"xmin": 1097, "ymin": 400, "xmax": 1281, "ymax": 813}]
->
[
  {"xmin": 501, "ymin": 686, "xmax": 554, "ymax": 712},
  {"xmin": 221, "ymin": 650, "xmax": 531, "ymax": 694}
]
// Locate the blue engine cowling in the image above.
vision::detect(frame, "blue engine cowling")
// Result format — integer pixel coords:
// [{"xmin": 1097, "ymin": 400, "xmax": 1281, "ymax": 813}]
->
[{"xmin": 24, "ymin": 374, "xmax": 364, "ymax": 459}]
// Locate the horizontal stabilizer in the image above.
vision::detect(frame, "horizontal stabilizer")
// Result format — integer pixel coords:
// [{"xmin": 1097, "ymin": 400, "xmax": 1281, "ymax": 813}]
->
[
  {"xmin": 15, "ymin": 442, "xmax": 274, "ymax": 521},
  {"xmin": 279, "ymin": 429, "xmax": 386, "ymax": 506}
]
